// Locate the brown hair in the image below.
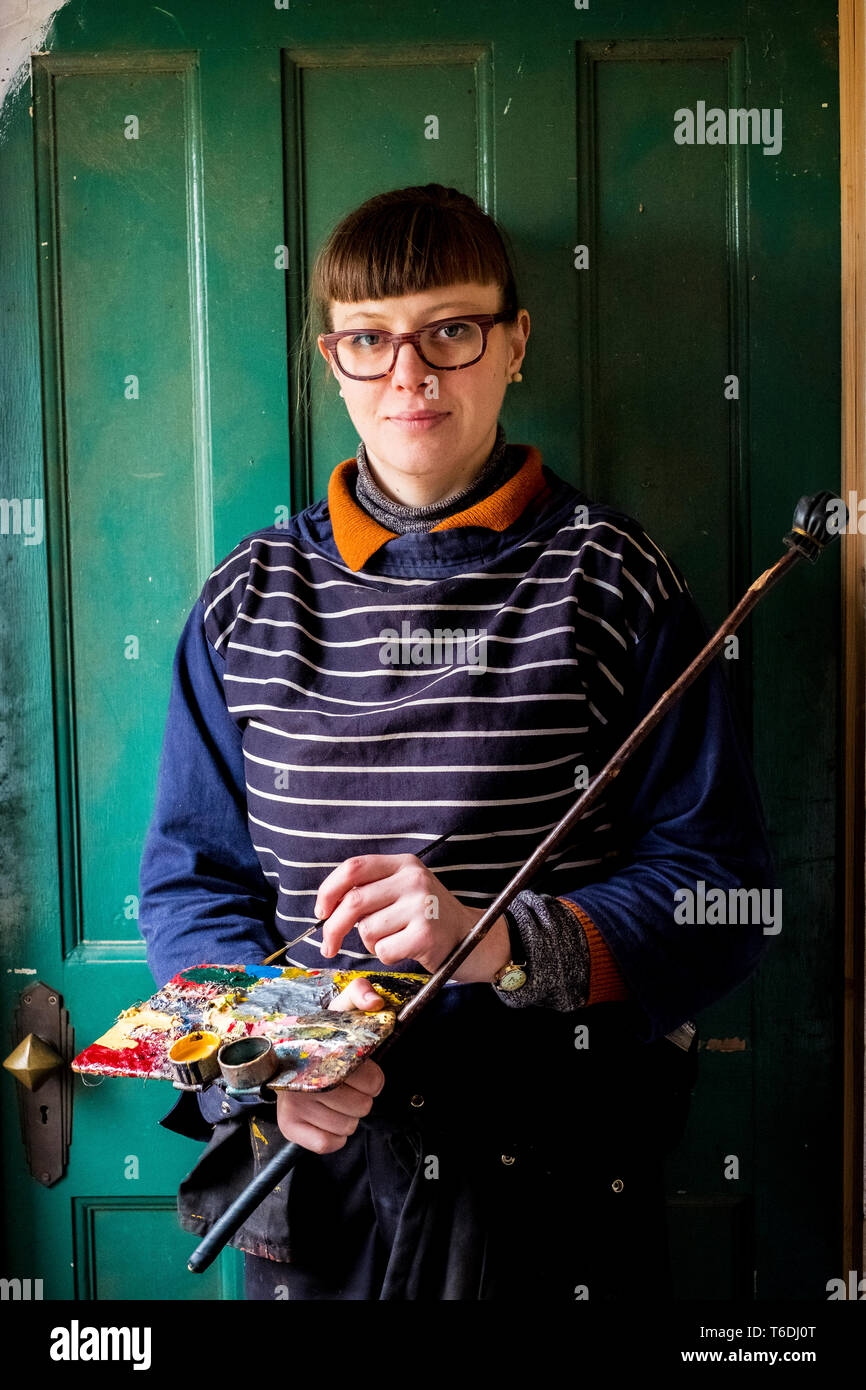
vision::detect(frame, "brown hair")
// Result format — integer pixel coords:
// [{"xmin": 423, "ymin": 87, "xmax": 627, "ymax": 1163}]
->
[{"xmin": 299, "ymin": 184, "xmax": 521, "ymax": 403}]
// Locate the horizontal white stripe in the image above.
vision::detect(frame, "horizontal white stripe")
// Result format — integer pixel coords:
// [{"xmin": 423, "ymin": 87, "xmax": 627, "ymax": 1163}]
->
[
  {"xmin": 243, "ymin": 748, "xmax": 583, "ymax": 775},
  {"xmin": 225, "ymin": 656, "xmax": 577, "ymax": 689},
  {"xmin": 260, "ymin": 563, "xmax": 632, "ymax": 601},
  {"xmin": 229, "ymin": 693, "xmax": 587, "ymax": 719},
  {"xmin": 252, "ymin": 809, "xmax": 606, "ymax": 851},
  {"xmin": 254, "ymin": 845, "xmax": 352, "ymax": 870},
  {"xmin": 253, "ymin": 841, "xmax": 599, "ymax": 875},
  {"xmin": 249, "ymin": 556, "xmax": 373, "ymax": 593},
  {"xmin": 227, "ymin": 623, "xmax": 575, "ymax": 656},
  {"xmin": 232, "ymin": 592, "xmax": 629, "ymax": 650},
  {"xmin": 265, "ymin": 878, "xmax": 510, "ymax": 905},
  {"xmin": 265, "ymin": 879, "xmax": 484, "ymax": 902},
  {"xmin": 240, "ymin": 563, "xmax": 637, "ymax": 614},
  {"xmin": 281, "ymin": 950, "xmax": 379, "ymax": 968},
  {"xmin": 248, "ymin": 721, "xmax": 589, "ymax": 743},
  {"xmin": 247, "ymin": 782, "xmax": 578, "ymax": 820},
  {"xmin": 261, "ymin": 872, "xmax": 322, "ymax": 894},
  {"xmin": 247, "ymin": 552, "xmax": 633, "ymax": 598},
  {"xmin": 240, "ymin": 584, "xmax": 514, "ymax": 621},
  {"xmin": 272, "ymin": 926, "xmax": 372, "ymax": 960}
]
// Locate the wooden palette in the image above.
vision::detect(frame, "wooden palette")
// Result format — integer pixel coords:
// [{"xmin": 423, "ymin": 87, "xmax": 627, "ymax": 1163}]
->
[{"xmin": 71, "ymin": 964, "xmax": 428, "ymax": 1092}]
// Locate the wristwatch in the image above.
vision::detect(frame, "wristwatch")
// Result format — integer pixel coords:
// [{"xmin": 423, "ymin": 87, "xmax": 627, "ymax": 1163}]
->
[{"xmin": 492, "ymin": 912, "xmax": 528, "ymax": 992}]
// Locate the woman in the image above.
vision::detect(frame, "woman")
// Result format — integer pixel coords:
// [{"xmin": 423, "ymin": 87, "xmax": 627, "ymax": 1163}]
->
[{"xmin": 140, "ymin": 183, "xmax": 776, "ymax": 1301}]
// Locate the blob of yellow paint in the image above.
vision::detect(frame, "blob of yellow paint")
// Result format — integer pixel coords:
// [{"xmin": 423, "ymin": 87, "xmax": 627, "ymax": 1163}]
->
[
  {"xmin": 169, "ymin": 1031, "xmax": 221, "ymax": 1064},
  {"xmin": 95, "ymin": 1007, "xmax": 180, "ymax": 1052},
  {"xmin": 331, "ymin": 970, "xmax": 417, "ymax": 1011}
]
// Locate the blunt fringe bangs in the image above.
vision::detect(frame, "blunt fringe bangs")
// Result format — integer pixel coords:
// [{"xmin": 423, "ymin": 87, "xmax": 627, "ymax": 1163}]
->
[{"xmin": 309, "ymin": 184, "xmax": 520, "ymax": 336}]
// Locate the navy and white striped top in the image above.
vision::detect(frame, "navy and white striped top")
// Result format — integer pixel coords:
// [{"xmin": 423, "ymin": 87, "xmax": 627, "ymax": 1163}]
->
[{"xmin": 140, "ymin": 444, "xmax": 776, "ymax": 1046}]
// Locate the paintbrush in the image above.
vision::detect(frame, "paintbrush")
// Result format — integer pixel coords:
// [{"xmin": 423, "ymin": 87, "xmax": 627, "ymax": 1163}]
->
[{"xmin": 260, "ymin": 828, "xmax": 455, "ymax": 966}]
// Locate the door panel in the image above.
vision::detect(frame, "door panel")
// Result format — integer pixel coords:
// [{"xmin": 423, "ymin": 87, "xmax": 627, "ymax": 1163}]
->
[
  {"xmin": 578, "ymin": 40, "xmax": 745, "ymax": 624},
  {"xmin": 0, "ymin": 0, "xmax": 841, "ymax": 1300},
  {"xmin": 73, "ymin": 1197, "xmax": 243, "ymax": 1301},
  {"xmin": 289, "ymin": 48, "xmax": 489, "ymax": 500},
  {"xmin": 40, "ymin": 55, "xmax": 212, "ymax": 957}
]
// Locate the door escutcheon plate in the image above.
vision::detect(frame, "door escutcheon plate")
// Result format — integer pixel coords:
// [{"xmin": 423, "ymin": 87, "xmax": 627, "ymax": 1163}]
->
[{"xmin": 3, "ymin": 982, "xmax": 73, "ymax": 1187}]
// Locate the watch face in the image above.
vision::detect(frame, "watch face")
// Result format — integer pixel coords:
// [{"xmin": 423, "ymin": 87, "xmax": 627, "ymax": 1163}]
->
[{"xmin": 498, "ymin": 965, "xmax": 527, "ymax": 991}]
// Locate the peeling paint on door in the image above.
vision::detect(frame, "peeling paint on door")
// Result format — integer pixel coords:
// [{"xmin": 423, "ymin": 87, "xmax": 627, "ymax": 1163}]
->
[{"xmin": 0, "ymin": 2, "xmax": 70, "ymax": 142}]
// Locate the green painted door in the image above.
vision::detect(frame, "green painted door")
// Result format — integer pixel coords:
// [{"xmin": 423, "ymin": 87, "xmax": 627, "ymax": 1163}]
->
[{"xmin": 0, "ymin": 0, "xmax": 841, "ymax": 1300}]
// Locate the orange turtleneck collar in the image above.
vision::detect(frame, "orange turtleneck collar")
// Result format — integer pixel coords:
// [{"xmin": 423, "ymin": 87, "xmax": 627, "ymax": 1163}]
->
[{"xmin": 327, "ymin": 444, "xmax": 549, "ymax": 571}]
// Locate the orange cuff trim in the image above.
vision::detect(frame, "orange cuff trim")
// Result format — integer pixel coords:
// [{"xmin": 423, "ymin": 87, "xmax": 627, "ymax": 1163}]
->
[
  {"xmin": 556, "ymin": 898, "xmax": 631, "ymax": 1005},
  {"xmin": 328, "ymin": 445, "xmax": 549, "ymax": 571}
]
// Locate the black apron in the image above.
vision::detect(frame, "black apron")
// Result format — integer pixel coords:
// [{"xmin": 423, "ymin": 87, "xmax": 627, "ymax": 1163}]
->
[{"xmin": 166, "ymin": 998, "xmax": 698, "ymax": 1301}]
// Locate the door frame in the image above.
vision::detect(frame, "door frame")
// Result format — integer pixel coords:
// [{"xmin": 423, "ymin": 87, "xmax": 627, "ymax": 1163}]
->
[{"xmin": 840, "ymin": 0, "xmax": 865, "ymax": 1279}]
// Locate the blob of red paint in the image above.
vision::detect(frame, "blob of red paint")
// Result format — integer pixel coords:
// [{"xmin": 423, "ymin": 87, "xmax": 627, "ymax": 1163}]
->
[{"xmin": 75, "ymin": 1039, "xmax": 169, "ymax": 1078}]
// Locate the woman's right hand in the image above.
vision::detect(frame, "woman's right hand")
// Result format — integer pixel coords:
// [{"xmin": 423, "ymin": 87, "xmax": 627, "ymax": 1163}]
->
[{"xmin": 274, "ymin": 976, "xmax": 386, "ymax": 1153}]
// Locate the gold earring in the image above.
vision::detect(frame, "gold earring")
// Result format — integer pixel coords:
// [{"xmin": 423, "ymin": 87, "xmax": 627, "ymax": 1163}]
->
[{"xmin": 510, "ymin": 371, "xmax": 523, "ymax": 383}]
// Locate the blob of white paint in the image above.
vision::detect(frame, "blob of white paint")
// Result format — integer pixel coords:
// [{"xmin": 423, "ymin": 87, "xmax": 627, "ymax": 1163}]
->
[{"xmin": 0, "ymin": 2, "xmax": 71, "ymax": 144}]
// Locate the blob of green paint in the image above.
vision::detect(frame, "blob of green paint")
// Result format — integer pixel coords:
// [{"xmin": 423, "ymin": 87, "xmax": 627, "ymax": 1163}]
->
[{"xmin": 180, "ymin": 966, "xmax": 260, "ymax": 988}]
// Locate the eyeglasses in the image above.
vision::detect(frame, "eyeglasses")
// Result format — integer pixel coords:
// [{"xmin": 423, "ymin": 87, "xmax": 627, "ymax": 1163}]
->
[{"xmin": 319, "ymin": 312, "xmax": 513, "ymax": 381}]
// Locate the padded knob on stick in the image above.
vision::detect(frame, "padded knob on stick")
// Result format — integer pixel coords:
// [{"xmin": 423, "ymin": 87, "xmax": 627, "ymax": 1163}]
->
[{"xmin": 783, "ymin": 492, "xmax": 848, "ymax": 562}]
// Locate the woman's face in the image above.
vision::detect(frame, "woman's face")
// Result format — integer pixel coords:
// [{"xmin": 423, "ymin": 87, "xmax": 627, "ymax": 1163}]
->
[{"xmin": 317, "ymin": 280, "xmax": 529, "ymax": 493}]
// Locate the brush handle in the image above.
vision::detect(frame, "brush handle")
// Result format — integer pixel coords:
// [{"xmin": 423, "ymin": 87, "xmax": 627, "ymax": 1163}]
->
[
  {"xmin": 261, "ymin": 830, "xmax": 453, "ymax": 964},
  {"xmin": 187, "ymin": 1140, "xmax": 302, "ymax": 1273}
]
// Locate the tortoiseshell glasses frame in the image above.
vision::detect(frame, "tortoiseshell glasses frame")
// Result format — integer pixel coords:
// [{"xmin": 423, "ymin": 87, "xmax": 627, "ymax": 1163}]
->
[{"xmin": 319, "ymin": 312, "xmax": 514, "ymax": 381}]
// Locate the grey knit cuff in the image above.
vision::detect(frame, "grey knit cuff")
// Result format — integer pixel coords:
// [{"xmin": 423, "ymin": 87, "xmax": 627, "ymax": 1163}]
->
[{"xmin": 491, "ymin": 890, "xmax": 591, "ymax": 1011}]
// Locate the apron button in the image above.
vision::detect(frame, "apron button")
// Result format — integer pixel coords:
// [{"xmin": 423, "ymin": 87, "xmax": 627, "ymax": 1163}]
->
[{"xmin": 221, "ymin": 1101, "xmax": 232, "ymax": 1115}]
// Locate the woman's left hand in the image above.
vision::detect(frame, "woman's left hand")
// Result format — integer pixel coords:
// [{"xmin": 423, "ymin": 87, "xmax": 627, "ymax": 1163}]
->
[{"xmin": 313, "ymin": 853, "xmax": 511, "ymax": 983}]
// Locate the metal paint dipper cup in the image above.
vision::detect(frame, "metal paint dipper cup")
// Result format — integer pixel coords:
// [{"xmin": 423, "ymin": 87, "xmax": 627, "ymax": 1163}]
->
[
  {"xmin": 217, "ymin": 1036, "xmax": 278, "ymax": 1089},
  {"xmin": 168, "ymin": 1031, "xmax": 222, "ymax": 1087}
]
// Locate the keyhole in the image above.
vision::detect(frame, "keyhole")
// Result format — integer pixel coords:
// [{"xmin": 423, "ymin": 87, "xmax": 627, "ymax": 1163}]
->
[{"xmin": 40, "ymin": 1105, "xmax": 49, "ymax": 1125}]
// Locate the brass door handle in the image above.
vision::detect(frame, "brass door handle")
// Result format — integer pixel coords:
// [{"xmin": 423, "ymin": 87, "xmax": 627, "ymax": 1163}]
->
[{"xmin": 3, "ymin": 1032, "xmax": 65, "ymax": 1090}]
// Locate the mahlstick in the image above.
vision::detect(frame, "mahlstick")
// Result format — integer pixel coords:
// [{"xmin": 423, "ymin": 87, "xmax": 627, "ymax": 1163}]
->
[{"xmin": 187, "ymin": 491, "xmax": 842, "ymax": 1273}]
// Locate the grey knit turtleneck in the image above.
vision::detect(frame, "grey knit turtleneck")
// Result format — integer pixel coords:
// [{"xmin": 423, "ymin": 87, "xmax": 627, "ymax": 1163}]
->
[{"xmin": 353, "ymin": 422, "xmax": 526, "ymax": 534}]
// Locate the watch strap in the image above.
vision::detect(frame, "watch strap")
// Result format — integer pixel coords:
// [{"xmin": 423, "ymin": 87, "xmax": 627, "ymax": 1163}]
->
[{"xmin": 502, "ymin": 908, "xmax": 526, "ymax": 966}]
